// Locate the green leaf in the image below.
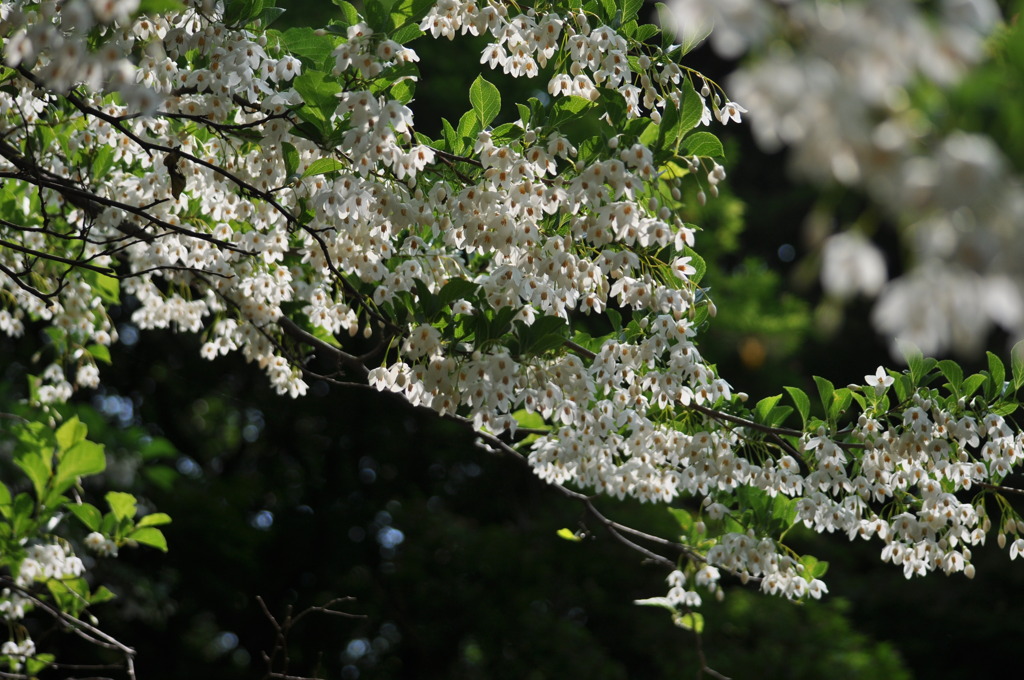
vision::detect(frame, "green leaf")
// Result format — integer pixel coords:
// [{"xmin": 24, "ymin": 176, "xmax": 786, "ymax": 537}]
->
[
  {"xmin": 634, "ymin": 596, "xmax": 676, "ymax": 612},
  {"xmin": 937, "ymin": 359, "xmax": 964, "ymax": 391},
  {"xmin": 656, "ymin": 96, "xmax": 681, "ymax": 149},
  {"xmin": 800, "ymin": 554, "xmax": 829, "ymax": 580},
  {"xmin": 622, "ymin": 0, "xmax": 644, "ymax": 23},
  {"xmin": 67, "ymin": 503, "xmax": 102, "ymax": 531},
  {"xmin": 784, "ymin": 386, "xmax": 811, "ymax": 427},
  {"xmin": 223, "ymin": 0, "xmax": 263, "ymax": 27},
  {"xmin": 106, "ymin": 491, "xmax": 137, "ymax": 521},
  {"xmin": 25, "ymin": 652, "xmax": 55, "ymax": 677},
  {"xmin": 457, "ymin": 109, "xmax": 481, "ymax": 145},
  {"xmin": 143, "ymin": 465, "xmax": 178, "ymax": 491},
  {"xmin": 292, "ymin": 71, "xmax": 341, "ymax": 125},
  {"xmin": 437, "ymin": 278, "xmax": 480, "ymax": 307},
  {"xmin": 365, "ymin": 0, "xmax": 395, "ymax": 32},
  {"xmin": 0, "ymin": 481, "xmax": 10, "ymax": 518},
  {"xmin": 259, "ymin": 5, "xmax": 286, "ymax": 27},
  {"xmin": 813, "ymin": 376, "xmax": 835, "ymax": 419},
  {"xmin": 302, "ymin": 157, "xmax": 345, "ymax": 178},
  {"xmin": 392, "ymin": 22, "xmax": 425, "ymax": 44},
  {"xmin": 766, "ymin": 405, "xmax": 794, "ymax": 428},
  {"xmin": 54, "ymin": 441, "xmax": 106, "ymax": 493},
  {"xmin": 962, "ymin": 373, "xmax": 987, "ymax": 399},
  {"xmin": 281, "ymin": 142, "xmax": 299, "ymax": 179},
  {"xmin": 1012, "ymin": 339, "xmax": 1024, "ymax": 391},
  {"xmin": 991, "ymin": 401, "xmax": 1019, "ymax": 416},
  {"xmin": 90, "ymin": 585, "xmax": 117, "ymax": 605},
  {"xmin": 280, "ymin": 27, "xmax": 337, "ymax": 67},
  {"xmin": 676, "ymin": 611, "xmax": 704, "ymax": 633},
  {"xmin": 829, "ymin": 388, "xmax": 853, "ymax": 422},
  {"xmin": 680, "ymin": 130, "xmax": 724, "ymax": 158},
  {"xmin": 83, "ymin": 269, "xmax": 120, "ymax": 304},
  {"xmin": 91, "ymin": 145, "xmax": 115, "ymax": 179},
  {"xmin": 668, "ymin": 507, "xmax": 694, "ymax": 533},
  {"xmin": 512, "ymin": 409, "xmax": 548, "ymax": 431},
  {"xmin": 391, "ymin": 78, "xmax": 415, "ymax": 103},
  {"xmin": 556, "ymin": 528, "xmax": 581, "ymax": 542},
  {"xmin": 755, "ymin": 395, "xmax": 783, "ymax": 424},
  {"xmin": 390, "ymin": 0, "xmax": 434, "ymax": 31},
  {"xmin": 441, "ymin": 117, "xmax": 460, "ymax": 153},
  {"xmin": 469, "ymin": 75, "xmax": 501, "ymax": 128},
  {"xmin": 771, "ymin": 495, "xmax": 798, "ymax": 530},
  {"xmin": 676, "ymin": 78, "xmax": 703, "ymax": 131},
  {"xmin": 331, "ymin": 0, "xmax": 359, "ymax": 26},
  {"xmin": 551, "ymin": 95, "xmax": 593, "ymax": 125},
  {"xmin": 14, "ymin": 452, "xmax": 49, "ymax": 502},
  {"xmin": 128, "ymin": 526, "xmax": 168, "ymax": 551},
  {"xmin": 516, "ymin": 315, "xmax": 569, "ymax": 355},
  {"xmin": 607, "ymin": 308, "xmax": 622, "ymax": 332},
  {"xmin": 56, "ymin": 416, "xmax": 88, "ymax": 454},
  {"xmin": 139, "ymin": 0, "xmax": 185, "ymax": 13},
  {"xmin": 140, "ymin": 437, "xmax": 177, "ymax": 460},
  {"xmin": 988, "ymin": 350, "xmax": 1006, "ymax": 398},
  {"xmin": 903, "ymin": 346, "xmax": 936, "ymax": 385},
  {"xmin": 634, "ymin": 23, "xmax": 660, "ymax": 42},
  {"xmin": 87, "ymin": 343, "xmax": 112, "ymax": 364}
]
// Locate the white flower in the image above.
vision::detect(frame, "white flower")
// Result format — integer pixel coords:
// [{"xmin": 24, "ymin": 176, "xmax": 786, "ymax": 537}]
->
[
  {"xmin": 717, "ymin": 100, "xmax": 747, "ymax": 124},
  {"xmin": 865, "ymin": 366, "xmax": 894, "ymax": 395}
]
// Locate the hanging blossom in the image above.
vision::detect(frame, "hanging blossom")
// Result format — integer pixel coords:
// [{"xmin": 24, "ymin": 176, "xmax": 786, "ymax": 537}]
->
[{"xmin": 2, "ymin": 0, "xmax": 1024, "ymax": 636}]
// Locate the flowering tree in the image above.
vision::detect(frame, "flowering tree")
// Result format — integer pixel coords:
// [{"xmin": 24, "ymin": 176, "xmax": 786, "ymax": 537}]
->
[{"xmin": 1, "ymin": 0, "xmax": 1023, "ymax": 677}]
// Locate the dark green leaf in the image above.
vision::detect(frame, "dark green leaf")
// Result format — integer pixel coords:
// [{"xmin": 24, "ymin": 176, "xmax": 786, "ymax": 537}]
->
[
  {"xmin": 437, "ymin": 278, "xmax": 480, "ymax": 307},
  {"xmin": 282, "ymin": 142, "xmax": 299, "ymax": 179},
  {"xmin": 259, "ymin": 5, "xmax": 286, "ymax": 27},
  {"xmin": 937, "ymin": 359, "xmax": 964, "ymax": 391},
  {"xmin": 784, "ymin": 386, "xmax": 811, "ymax": 427},
  {"xmin": 988, "ymin": 350, "xmax": 1006, "ymax": 398},
  {"xmin": 813, "ymin": 376, "xmax": 834, "ymax": 418},
  {"xmin": 365, "ymin": 0, "xmax": 395, "ymax": 32}
]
